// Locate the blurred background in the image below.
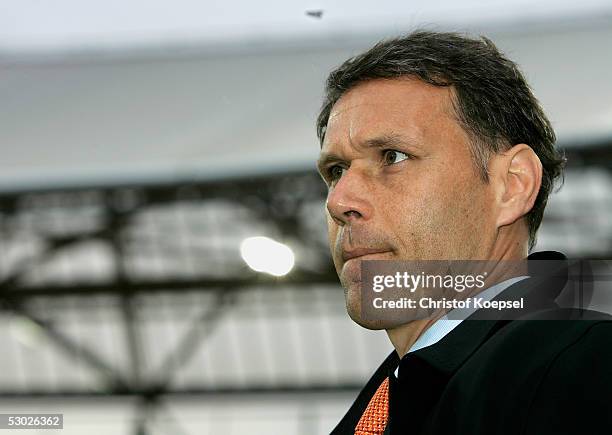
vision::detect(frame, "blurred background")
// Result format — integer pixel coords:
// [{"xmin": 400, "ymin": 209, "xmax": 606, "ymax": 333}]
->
[{"xmin": 1, "ymin": 1, "xmax": 612, "ymax": 434}]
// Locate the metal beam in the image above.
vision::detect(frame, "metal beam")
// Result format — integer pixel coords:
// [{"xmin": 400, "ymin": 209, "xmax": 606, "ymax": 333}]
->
[
  {"xmin": 147, "ymin": 291, "xmax": 229, "ymax": 392},
  {"xmin": 4, "ymin": 301, "xmax": 131, "ymax": 392},
  {"xmin": 0, "ymin": 268, "xmax": 339, "ymax": 298},
  {"xmin": 0, "ymin": 383, "xmax": 364, "ymax": 399}
]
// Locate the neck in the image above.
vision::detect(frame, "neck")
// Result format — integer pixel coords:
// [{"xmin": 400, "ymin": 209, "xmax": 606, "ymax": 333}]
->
[
  {"xmin": 386, "ymin": 234, "xmax": 530, "ymax": 358},
  {"xmin": 385, "ymin": 315, "xmax": 442, "ymax": 358}
]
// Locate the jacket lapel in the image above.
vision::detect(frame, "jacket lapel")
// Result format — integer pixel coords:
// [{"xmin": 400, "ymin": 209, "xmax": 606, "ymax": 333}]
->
[{"xmin": 387, "ymin": 251, "xmax": 568, "ymax": 433}]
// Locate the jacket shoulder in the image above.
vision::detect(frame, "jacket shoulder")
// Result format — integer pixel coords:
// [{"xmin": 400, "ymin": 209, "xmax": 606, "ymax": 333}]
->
[
  {"xmin": 426, "ymin": 316, "xmax": 612, "ymax": 434},
  {"xmin": 522, "ymin": 320, "xmax": 612, "ymax": 434}
]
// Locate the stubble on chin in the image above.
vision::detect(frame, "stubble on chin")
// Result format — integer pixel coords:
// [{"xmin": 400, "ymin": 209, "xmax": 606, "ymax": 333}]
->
[{"xmin": 342, "ymin": 277, "xmax": 392, "ymax": 330}]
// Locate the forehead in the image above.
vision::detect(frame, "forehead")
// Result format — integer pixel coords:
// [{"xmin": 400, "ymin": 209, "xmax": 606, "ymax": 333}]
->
[{"xmin": 322, "ymin": 78, "xmax": 459, "ymax": 150}]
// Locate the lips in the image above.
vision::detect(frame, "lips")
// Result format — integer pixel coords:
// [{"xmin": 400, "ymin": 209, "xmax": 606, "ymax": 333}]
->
[{"xmin": 342, "ymin": 248, "xmax": 390, "ymax": 262}]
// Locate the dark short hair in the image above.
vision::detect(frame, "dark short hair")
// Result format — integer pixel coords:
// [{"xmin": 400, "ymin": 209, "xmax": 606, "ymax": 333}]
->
[{"xmin": 316, "ymin": 30, "xmax": 566, "ymax": 251}]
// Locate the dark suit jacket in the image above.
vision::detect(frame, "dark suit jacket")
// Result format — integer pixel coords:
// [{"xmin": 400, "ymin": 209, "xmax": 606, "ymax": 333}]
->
[{"xmin": 331, "ymin": 251, "xmax": 612, "ymax": 434}]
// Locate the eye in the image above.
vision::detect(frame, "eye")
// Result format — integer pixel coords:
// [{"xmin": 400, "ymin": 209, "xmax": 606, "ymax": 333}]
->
[
  {"xmin": 328, "ymin": 165, "xmax": 346, "ymax": 182},
  {"xmin": 383, "ymin": 149, "xmax": 411, "ymax": 165}
]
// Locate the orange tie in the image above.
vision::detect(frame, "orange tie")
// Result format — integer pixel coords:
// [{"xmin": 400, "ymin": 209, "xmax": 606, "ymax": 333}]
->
[{"xmin": 355, "ymin": 377, "xmax": 389, "ymax": 435}]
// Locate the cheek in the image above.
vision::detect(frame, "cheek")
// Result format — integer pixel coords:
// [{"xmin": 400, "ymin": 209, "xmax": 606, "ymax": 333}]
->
[
  {"xmin": 380, "ymin": 169, "xmax": 484, "ymax": 237},
  {"xmin": 326, "ymin": 213, "xmax": 338, "ymax": 246},
  {"xmin": 427, "ymin": 176, "xmax": 492, "ymax": 243},
  {"xmin": 381, "ymin": 177, "xmax": 436, "ymax": 223},
  {"xmin": 374, "ymin": 182, "xmax": 435, "ymax": 252}
]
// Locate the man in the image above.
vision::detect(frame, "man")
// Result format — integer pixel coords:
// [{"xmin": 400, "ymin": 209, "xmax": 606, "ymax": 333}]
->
[{"xmin": 316, "ymin": 31, "xmax": 612, "ymax": 434}]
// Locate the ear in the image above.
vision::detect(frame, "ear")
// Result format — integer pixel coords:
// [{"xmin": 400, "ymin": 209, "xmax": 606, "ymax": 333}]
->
[{"xmin": 489, "ymin": 144, "xmax": 542, "ymax": 228}]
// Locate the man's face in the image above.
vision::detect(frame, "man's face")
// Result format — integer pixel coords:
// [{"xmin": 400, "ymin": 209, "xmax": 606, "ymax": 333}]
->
[{"xmin": 317, "ymin": 78, "xmax": 497, "ymax": 328}]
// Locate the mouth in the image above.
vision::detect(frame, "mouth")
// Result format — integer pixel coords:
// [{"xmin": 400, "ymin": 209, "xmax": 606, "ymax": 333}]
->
[{"xmin": 342, "ymin": 248, "xmax": 391, "ymax": 263}]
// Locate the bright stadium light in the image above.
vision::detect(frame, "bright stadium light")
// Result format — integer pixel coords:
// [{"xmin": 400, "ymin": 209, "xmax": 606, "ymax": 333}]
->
[{"xmin": 240, "ymin": 236, "xmax": 295, "ymax": 277}]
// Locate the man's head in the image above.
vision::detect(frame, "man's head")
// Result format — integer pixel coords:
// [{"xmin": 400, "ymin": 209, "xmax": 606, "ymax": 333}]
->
[{"xmin": 316, "ymin": 31, "xmax": 565, "ymax": 328}]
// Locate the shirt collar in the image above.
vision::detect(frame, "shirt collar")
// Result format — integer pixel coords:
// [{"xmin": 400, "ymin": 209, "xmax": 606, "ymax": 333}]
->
[{"xmin": 394, "ymin": 275, "xmax": 529, "ymax": 377}]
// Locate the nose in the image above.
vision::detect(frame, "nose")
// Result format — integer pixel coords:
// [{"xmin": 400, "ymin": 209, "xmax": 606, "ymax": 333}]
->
[{"xmin": 326, "ymin": 167, "xmax": 374, "ymax": 225}]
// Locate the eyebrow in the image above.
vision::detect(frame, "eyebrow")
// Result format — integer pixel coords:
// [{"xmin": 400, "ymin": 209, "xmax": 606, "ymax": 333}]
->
[{"xmin": 316, "ymin": 133, "xmax": 418, "ymax": 173}]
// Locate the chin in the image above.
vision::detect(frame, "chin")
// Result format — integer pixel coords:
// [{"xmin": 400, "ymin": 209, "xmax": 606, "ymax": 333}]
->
[
  {"xmin": 347, "ymin": 308, "xmax": 398, "ymax": 330},
  {"xmin": 344, "ymin": 284, "xmax": 406, "ymax": 330}
]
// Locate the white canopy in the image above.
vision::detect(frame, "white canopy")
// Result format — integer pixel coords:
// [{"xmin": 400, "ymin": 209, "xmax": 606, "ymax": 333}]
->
[{"xmin": 1, "ymin": 2, "xmax": 611, "ymax": 190}]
